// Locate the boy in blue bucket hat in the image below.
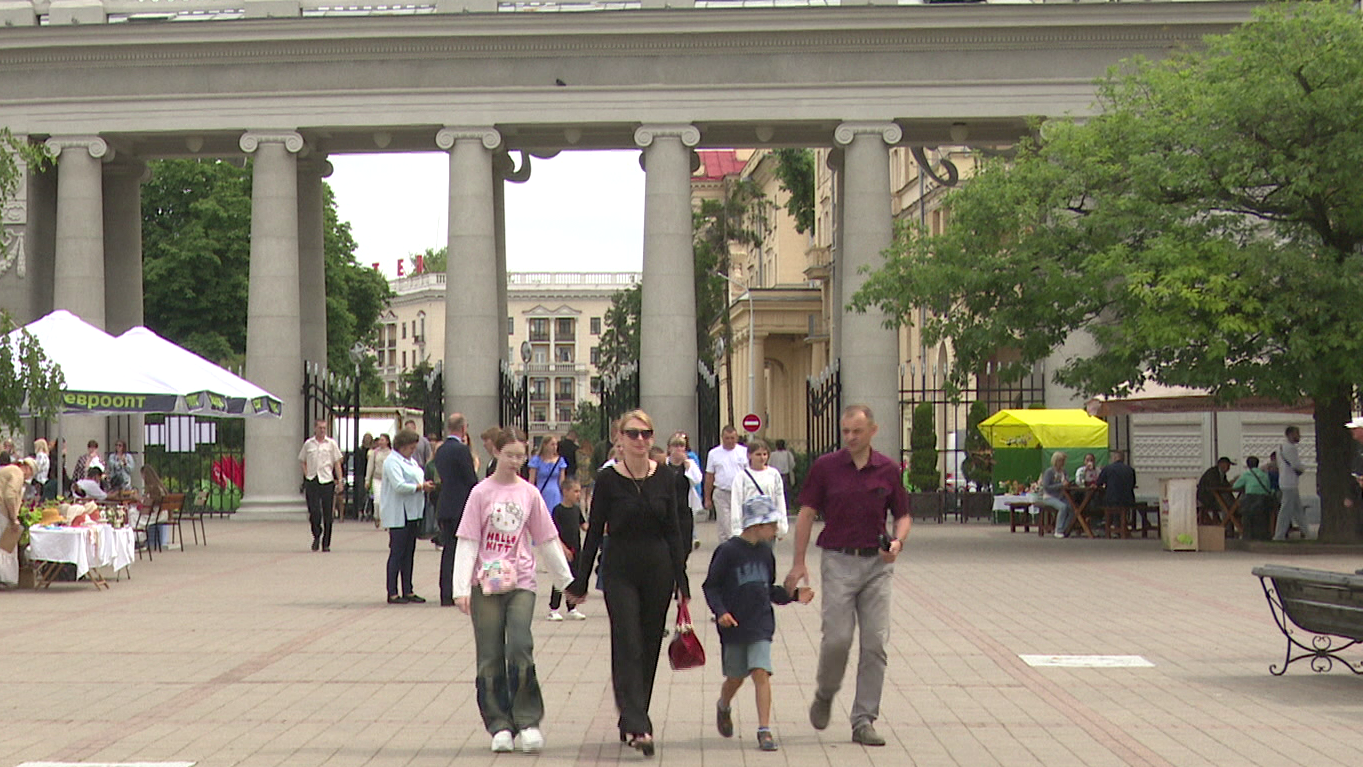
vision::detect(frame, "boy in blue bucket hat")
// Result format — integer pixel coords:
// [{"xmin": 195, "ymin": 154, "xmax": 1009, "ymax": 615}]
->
[{"xmin": 702, "ymin": 499, "xmax": 815, "ymax": 751}]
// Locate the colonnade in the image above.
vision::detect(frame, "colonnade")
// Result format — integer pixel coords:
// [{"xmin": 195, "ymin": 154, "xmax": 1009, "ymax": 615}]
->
[{"xmin": 32, "ymin": 120, "xmax": 902, "ymax": 514}]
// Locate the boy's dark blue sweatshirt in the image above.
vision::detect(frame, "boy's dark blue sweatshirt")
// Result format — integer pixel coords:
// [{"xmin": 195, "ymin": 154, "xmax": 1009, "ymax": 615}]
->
[{"xmin": 702, "ymin": 535, "xmax": 794, "ymax": 645}]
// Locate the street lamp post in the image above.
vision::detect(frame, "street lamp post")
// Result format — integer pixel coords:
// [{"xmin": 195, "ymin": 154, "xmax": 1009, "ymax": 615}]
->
[{"xmin": 714, "ymin": 271, "xmax": 756, "ymax": 421}]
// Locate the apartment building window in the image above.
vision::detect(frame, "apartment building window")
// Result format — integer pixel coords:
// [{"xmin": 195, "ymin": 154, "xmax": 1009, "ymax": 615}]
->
[
  {"xmin": 529, "ymin": 318, "xmax": 550, "ymax": 342},
  {"xmin": 384, "ymin": 323, "xmax": 397, "ymax": 369},
  {"xmin": 401, "ymin": 323, "xmax": 406, "ymax": 340},
  {"xmin": 556, "ymin": 377, "xmax": 574, "ymax": 399},
  {"xmin": 557, "ymin": 404, "xmax": 574, "ymax": 423},
  {"xmin": 590, "ymin": 376, "xmax": 602, "ymax": 394},
  {"xmin": 531, "ymin": 406, "xmax": 548, "ymax": 424},
  {"xmin": 555, "ymin": 317, "xmax": 575, "ymax": 341},
  {"xmin": 555, "ymin": 345, "xmax": 574, "ymax": 364},
  {"xmin": 590, "ymin": 347, "xmax": 600, "ymax": 366},
  {"xmin": 533, "ymin": 345, "xmax": 548, "ymax": 364},
  {"xmin": 401, "ymin": 351, "xmax": 407, "ymax": 370},
  {"xmin": 529, "ymin": 378, "xmax": 549, "ymax": 401},
  {"xmin": 590, "ymin": 316, "xmax": 601, "ymax": 335},
  {"xmin": 416, "ymin": 312, "xmax": 426, "ymax": 343},
  {"xmin": 508, "ymin": 316, "xmax": 514, "ymax": 335}
]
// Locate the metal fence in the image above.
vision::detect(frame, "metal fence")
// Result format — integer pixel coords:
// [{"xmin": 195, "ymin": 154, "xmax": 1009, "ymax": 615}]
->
[
  {"xmin": 899, "ymin": 359, "xmax": 1046, "ymax": 492},
  {"xmin": 806, "ymin": 360, "xmax": 841, "ymax": 459},
  {"xmin": 142, "ymin": 414, "xmax": 245, "ymax": 513},
  {"xmin": 598, "ymin": 361, "xmax": 640, "ymax": 442},
  {"xmin": 499, "ymin": 361, "xmax": 529, "ymax": 436},
  {"xmin": 696, "ymin": 359, "xmax": 721, "ymax": 459}
]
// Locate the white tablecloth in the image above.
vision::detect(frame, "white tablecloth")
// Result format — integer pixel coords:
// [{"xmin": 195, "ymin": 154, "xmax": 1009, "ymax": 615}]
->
[
  {"xmin": 27, "ymin": 524, "xmax": 135, "ymax": 579},
  {"xmin": 993, "ymin": 493, "xmax": 1042, "ymax": 512}
]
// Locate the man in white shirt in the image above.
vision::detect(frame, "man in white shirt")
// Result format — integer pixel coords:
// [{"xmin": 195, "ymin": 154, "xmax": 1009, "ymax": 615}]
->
[
  {"xmin": 704, "ymin": 426, "xmax": 749, "ymax": 544},
  {"xmin": 299, "ymin": 419, "xmax": 344, "ymax": 552},
  {"xmin": 1274, "ymin": 425, "xmax": 1308, "ymax": 540}
]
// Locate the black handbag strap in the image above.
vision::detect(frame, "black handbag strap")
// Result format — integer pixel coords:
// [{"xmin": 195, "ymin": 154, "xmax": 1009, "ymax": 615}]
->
[
  {"xmin": 743, "ymin": 468, "xmax": 768, "ymax": 497},
  {"xmin": 537, "ymin": 457, "xmax": 561, "ymax": 492}
]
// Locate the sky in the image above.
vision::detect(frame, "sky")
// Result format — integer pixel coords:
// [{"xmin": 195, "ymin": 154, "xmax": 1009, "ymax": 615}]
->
[{"xmin": 327, "ymin": 150, "xmax": 646, "ymax": 277}]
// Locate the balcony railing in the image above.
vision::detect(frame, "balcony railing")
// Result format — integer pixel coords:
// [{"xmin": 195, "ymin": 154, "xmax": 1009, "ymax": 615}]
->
[{"xmin": 523, "ymin": 362, "xmax": 588, "ymax": 375}]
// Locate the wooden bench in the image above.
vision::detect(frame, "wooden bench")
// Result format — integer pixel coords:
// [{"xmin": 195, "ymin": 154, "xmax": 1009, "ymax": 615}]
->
[{"xmin": 1251, "ymin": 565, "xmax": 1363, "ymax": 675}]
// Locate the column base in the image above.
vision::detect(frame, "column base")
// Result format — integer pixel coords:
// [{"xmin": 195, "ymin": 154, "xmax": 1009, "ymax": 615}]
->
[{"xmin": 235, "ymin": 494, "xmax": 308, "ymax": 518}]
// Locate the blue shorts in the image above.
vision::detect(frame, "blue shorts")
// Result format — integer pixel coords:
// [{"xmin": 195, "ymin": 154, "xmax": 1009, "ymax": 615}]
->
[{"xmin": 721, "ymin": 640, "xmax": 773, "ymax": 679}]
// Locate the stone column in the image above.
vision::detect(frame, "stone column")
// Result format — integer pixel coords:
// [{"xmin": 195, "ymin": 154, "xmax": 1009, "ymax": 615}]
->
[
  {"xmin": 834, "ymin": 122, "xmax": 903, "ymax": 461},
  {"xmin": 46, "ymin": 136, "xmax": 110, "ymax": 465},
  {"xmin": 102, "ymin": 158, "xmax": 147, "ymax": 335},
  {"xmin": 103, "ymin": 158, "xmax": 150, "ymax": 476},
  {"xmin": 1, "ymin": 134, "xmax": 33, "ymax": 317},
  {"xmin": 237, "ymin": 130, "xmax": 306, "ymax": 516},
  {"xmin": 635, "ymin": 124, "xmax": 700, "ymax": 439},
  {"xmin": 436, "ymin": 126, "xmax": 502, "ymax": 436},
  {"xmin": 46, "ymin": 135, "xmax": 109, "ymax": 326},
  {"xmin": 297, "ymin": 154, "xmax": 332, "ymax": 369}
]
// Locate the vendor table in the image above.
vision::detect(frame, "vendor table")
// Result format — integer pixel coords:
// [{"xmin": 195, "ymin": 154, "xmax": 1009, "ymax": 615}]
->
[{"xmin": 27, "ymin": 524, "xmax": 135, "ymax": 589}]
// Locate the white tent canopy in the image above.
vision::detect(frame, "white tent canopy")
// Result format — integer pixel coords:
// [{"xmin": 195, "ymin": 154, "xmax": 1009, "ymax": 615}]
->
[
  {"xmin": 114, "ymin": 327, "xmax": 282, "ymax": 418},
  {"xmin": 6, "ymin": 310, "xmax": 183, "ymax": 415}
]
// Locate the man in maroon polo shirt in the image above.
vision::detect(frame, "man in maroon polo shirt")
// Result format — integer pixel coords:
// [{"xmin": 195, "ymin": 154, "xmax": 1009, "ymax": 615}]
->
[{"xmin": 784, "ymin": 404, "xmax": 911, "ymax": 747}]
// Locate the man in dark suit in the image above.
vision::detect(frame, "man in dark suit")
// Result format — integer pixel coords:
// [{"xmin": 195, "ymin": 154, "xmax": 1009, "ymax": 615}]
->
[{"xmin": 435, "ymin": 412, "xmax": 479, "ymax": 607}]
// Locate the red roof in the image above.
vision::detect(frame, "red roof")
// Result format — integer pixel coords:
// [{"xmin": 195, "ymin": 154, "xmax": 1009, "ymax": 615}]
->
[{"xmin": 694, "ymin": 149, "xmax": 744, "ymax": 180}]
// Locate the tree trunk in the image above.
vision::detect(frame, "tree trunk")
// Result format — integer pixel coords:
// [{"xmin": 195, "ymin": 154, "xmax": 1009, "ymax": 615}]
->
[{"xmin": 1313, "ymin": 385, "xmax": 1363, "ymax": 543}]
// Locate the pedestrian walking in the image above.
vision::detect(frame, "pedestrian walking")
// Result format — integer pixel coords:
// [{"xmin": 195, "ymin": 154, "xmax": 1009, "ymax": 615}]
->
[
  {"xmin": 784, "ymin": 404, "xmax": 911, "ymax": 747},
  {"xmin": 299, "ymin": 419, "xmax": 344, "ymax": 552},
  {"xmin": 451, "ymin": 427, "xmax": 573, "ymax": 754}
]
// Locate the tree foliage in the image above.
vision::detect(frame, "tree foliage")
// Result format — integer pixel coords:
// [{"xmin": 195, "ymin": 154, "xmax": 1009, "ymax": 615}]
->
[
  {"xmin": 142, "ymin": 159, "xmax": 390, "ymax": 380},
  {"xmin": 963, "ymin": 400, "xmax": 993, "ymax": 490},
  {"xmin": 908, "ymin": 402, "xmax": 939, "ymax": 492},
  {"xmin": 0, "ymin": 311, "xmax": 65, "ymax": 431},
  {"xmin": 771, "ymin": 148, "xmax": 816, "ymax": 235},
  {"xmin": 597, "ymin": 282, "xmax": 641, "ymax": 377},
  {"xmin": 407, "ymin": 246, "xmax": 446, "ymax": 275},
  {"xmin": 853, "ymin": 1, "xmax": 1363, "ymax": 541}
]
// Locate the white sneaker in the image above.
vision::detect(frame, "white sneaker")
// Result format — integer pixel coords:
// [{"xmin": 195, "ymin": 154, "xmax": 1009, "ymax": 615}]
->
[
  {"xmin": 1053, "ymin": 532, "xmax": 1065, "ymax": 539},
  {"xmin": 519, "ymin": 727, "xmax": 544, "ymax": 753},
  {"xmin": 567, "ymin": 607, "xmax": 587, "ymax": 620},
  {"xmin": 547, "ymin": 610, "xmax": 564, "ymax": 622},
  {"xmin": 491, "ymin": 730, "xmax": 514, "ymax": 753}
]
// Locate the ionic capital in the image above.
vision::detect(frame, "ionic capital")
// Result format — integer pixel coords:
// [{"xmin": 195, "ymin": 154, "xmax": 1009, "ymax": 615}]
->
[
  {"xmin": 436, "ymin": 126, "xmax": 502, "ymax": 151},
  {"xmin": 239, "ymin": 131, "xmax": 304, "ymax": 154},
  {"xmin": 833, "ymin": 122, "xmax": 902, "ymax": 147},
  {"xmin": 103, "ymin": 158, "xmax": 151, "ymax": 184},
  {"xmin": 634, "ymin": 124, "xmax": 701, "ymax": 149},
  {"xmin": 44, "ymin": 135, "xmax": 111, "ymax": 161}
]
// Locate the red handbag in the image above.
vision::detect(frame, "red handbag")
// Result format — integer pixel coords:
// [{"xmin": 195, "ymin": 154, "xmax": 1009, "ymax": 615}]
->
[{"xmin": 667, "ymin": 599, "xmax": 706, "ymax": 671}]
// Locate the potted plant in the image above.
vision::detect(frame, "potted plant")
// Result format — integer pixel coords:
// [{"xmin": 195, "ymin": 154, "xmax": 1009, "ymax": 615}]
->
[
  {"xmin": 906, "ymin": 403, "xmax": 943, "ymax": 522},
  {"xmin": 960, "ymin": 400, "xmax": 996, "ymax": 521}
]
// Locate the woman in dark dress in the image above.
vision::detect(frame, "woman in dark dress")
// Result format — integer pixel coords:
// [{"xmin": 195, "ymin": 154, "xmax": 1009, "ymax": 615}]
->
[{"xmin": 566, "ymin": 409, "xmax": 689, "ymax": 757}]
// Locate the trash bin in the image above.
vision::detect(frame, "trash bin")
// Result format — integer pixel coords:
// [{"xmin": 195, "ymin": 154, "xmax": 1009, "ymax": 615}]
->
[{"xmin": 1161, "ymin": 478, "xmax": 1198, "ymax": 551}]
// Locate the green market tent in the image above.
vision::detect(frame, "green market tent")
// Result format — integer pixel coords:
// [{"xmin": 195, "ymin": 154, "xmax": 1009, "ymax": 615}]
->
[{"xmin": 979, "ymin": 409, "xmax": 1109, "ymax": 488}]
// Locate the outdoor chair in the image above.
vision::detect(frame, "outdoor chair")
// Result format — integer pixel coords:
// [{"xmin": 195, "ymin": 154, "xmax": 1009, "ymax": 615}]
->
[
  {"xmin": 133, "ymin": 500, "xmax": 161, "ymax": 561},
  {"xmin": 159, "ymin": 493, "xmax": 186, "ymax": 552},
  {"xmin": 182, "ymin": 490, "xmax": 210, "ymax": 546}
]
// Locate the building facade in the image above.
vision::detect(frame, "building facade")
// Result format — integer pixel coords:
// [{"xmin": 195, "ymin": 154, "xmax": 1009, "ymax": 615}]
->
[{"xmin": 379, "ymin": 270, "xmax": 639, "ymax": 435}]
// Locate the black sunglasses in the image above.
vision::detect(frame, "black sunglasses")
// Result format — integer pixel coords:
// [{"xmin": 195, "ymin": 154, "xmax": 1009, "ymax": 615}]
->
[{"xmin": 622, "ymin": 428, "xmax": 654, "ymax": 441}]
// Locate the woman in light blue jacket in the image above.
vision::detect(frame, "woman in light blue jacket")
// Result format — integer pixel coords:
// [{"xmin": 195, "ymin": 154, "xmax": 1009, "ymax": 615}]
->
[{"xmin": 382, "ymin": 429, "xmax": 435, "ymax": 604}]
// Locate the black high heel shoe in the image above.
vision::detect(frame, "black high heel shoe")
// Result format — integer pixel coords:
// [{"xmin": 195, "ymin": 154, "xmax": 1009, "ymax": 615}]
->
[{"xmin": 627, "ymin": 734, "xmax": 655, "ymax": 757}]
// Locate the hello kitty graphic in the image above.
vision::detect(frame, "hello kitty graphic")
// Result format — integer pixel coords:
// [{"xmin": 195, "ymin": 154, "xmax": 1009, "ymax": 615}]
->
[{"xmin": 489, "ymin": 500, "xmax": 525, "ymax": 534}]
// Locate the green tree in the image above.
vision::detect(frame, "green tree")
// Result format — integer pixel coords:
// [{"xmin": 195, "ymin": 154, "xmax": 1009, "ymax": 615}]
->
[
  {"xmin": 408, "ymin": 246, "xmax": 446, "ymax": 275},
  {"xmin": 597, "ymin": 282, "xmax": 641, "ymax": 377},
  {"xmin": 963, "ymin": 400, "xmax": 993, "ymax": 490},
  {"xmin": 1, "ymin": 132, "xmax": 63, "ymax": 428},
  {"xmin": 142, "ymin": 159, "xmax": 391, "ymax": 381},
  {"xmin": 694, "ymin": 178, "xmax": 765, "ymax": 425},
  {"xmin": 771, "ymin": 148, "xmax": 815, "ymax": 235},
  {"xmin": 0, "ymin": 310, "xmax": 65, "ymax": 431},
  {"xmin": 908, "ymin": 402, "xmax": 939, "ymax": 492},
  {"xmin": 853, "ymin": 1, "xmax": 1363, "ymax": 541}
]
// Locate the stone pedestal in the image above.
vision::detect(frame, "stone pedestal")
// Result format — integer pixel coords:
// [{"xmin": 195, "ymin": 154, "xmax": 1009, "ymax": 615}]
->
[
  {"xmin": 834, "ymin": 121, "xmax": 903, "ymax": 461},
  {"xmin": 635, "ymin": 125, "xmax": 701, "ymax": 440},
  {"xmin": 437, "ymin": 127, "xmax": 501, "ymax": 437},
  {"xmin": 237, "ymin": 131, "xmax": 307, "ymax": 516}
]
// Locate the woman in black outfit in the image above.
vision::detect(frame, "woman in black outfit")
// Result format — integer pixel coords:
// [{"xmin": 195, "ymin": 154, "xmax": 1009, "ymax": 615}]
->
[{"xmin": 566, "ymin": 409, "xmax": 689, "ymax": 757}]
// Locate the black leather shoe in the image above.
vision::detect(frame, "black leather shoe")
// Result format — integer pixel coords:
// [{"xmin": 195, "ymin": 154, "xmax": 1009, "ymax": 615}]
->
[
  {"xmin": 440, "ymin": 598, "xmax": 456, "ymax": 607},
  {"xmin": 311, "ymin": 539, "xmax": 320, "ymax": 552},
  {"xmin": 404, "ymin": 594, "xmax": 426, "ymax": 604},
  {"xmin": 387, "ymin": 595, "xmax": 408, "ymax": 604}
]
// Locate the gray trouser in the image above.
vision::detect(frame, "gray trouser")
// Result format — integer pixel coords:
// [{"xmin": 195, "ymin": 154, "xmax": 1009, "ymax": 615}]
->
[
  {"xmin": 816, "ymin": 548, "xmax": 893, "ymax": 729},
  {"xmin": 1274, "ymin": 486, "xmax": 1307, "ymax": 540},
  {"xmin": 713, "ymin": 487, "xmax": 734, "ymax": 544}
]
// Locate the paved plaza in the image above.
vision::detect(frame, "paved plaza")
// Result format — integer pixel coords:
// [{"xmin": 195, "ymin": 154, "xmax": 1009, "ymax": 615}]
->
[{"xmin": 2, "ymin": 516, "xmax": 1361, "ymax": 767}]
